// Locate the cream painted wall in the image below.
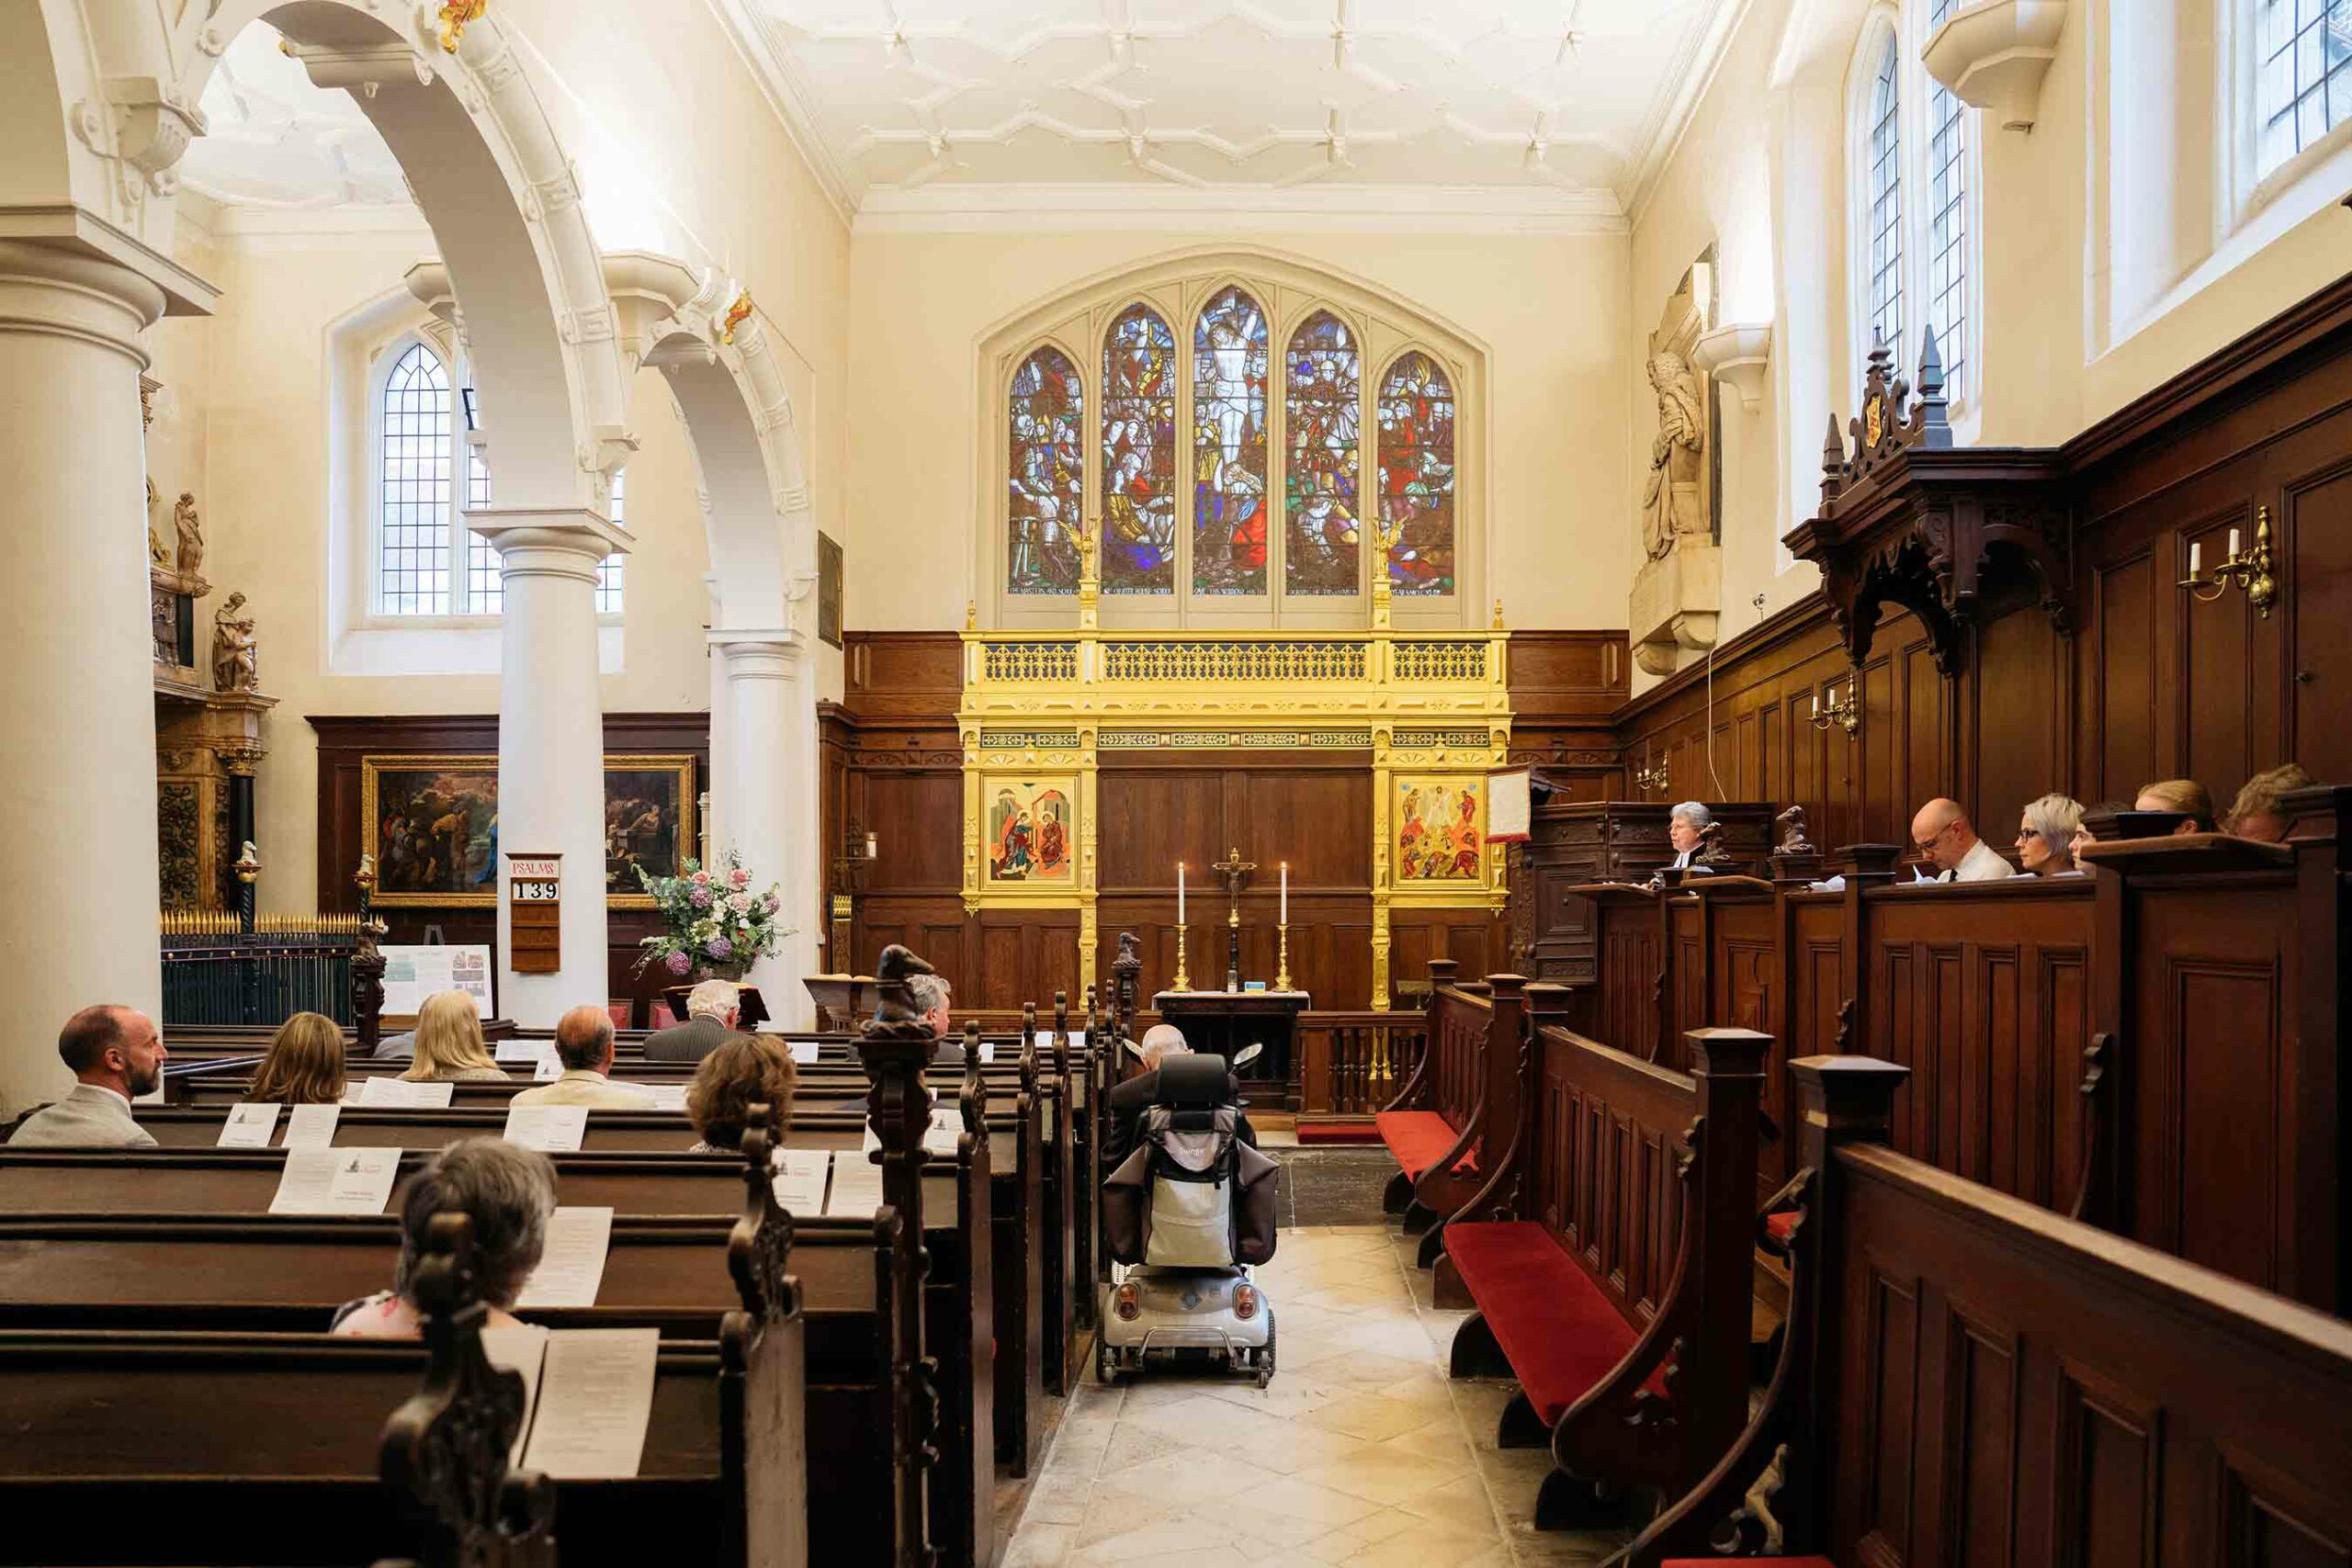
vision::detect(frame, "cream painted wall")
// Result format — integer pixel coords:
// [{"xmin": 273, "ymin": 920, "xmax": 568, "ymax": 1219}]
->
[
  {"xmin": 161, "ymin": 231, "xmax": 716, "ymax": 917},
  {"xmin": 1623, "ymin": 0, "xmax": 2352, "ymax": 694},
  {"xmin": 842, "ymin": 229, "xmax": 1633, "ymax": 632}
]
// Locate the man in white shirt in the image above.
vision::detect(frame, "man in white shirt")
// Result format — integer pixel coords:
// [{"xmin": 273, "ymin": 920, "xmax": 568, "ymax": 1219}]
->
[
  {"xmin": 8, "ymin": 1005, "xmax": 165, "ymax": 1146},
  {"xmin": 1909, "ymin": 797, "xmax": 2014, "ymax": 883},
  {"xmin": 510, "ymin": 1006, "xmax": 652, "ymax": 1110}
]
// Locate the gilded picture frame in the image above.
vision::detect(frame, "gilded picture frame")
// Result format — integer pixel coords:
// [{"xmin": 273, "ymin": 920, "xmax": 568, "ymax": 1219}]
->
[
  {"xmin": 1393, "ymin": 774, "xmax": 1486, "ymax": 885},
  {"xmin": 983, "ymin": 775, "xmax": 1079, "ymax": 886},
  {"xmin": 359, "ymin": 752, "xmax": 697, "ymax": 908}
]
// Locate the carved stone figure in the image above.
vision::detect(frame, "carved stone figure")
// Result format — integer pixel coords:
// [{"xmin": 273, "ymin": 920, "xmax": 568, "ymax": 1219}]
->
[
  {"xmin": 1694, "ymin": 819, "xmax": 1736, "ymax": 867},
  {"xmin": 173, "ymin": 491, "xmax": 204, "ymax": 578},
  {"xmin": 211, "ymin": 592, "xmax": 259, "ymax": 693},
  {"xmin": 1775, "ymin": 805, "xmax": 1816, "ymax": 856},
  {"xmin": 1642, "ymin": 351, "xmax": 1707, "ymax": 561}
]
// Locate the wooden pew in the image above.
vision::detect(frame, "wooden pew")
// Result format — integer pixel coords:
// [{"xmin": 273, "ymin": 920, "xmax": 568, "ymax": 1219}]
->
[
  {"xmin": 1626, "ymin": 1055, "xmax": 2352, "ymax": 1566},
  {"xmin": 1428, "ymin": 976, "xmax": 1768, "ymax": 1531},
  {"xmin": 1373, "ymin": 961, "xmax": 1489, "ymax": 1241},
  {"xmin": 0, "ymin": 1145, "xmax": 809, "ymax": 1568}
]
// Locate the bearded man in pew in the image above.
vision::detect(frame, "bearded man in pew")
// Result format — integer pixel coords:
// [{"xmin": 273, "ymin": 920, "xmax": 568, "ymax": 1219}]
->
[{"xmin": 6, "ymin": 1005, "xmax": 164, "ymax": 1147}]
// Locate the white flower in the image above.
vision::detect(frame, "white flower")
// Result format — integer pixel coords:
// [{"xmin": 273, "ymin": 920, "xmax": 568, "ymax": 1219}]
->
[{"xmin": 729, "ymin": 892, "xmax": 752, "ymax": 913}]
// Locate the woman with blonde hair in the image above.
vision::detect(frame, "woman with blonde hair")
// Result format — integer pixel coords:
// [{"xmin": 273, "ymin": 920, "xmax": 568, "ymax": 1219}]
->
[
  {"xmin": 244, "ymin": 1010, "xmax": 347, "ymax": 1104},
  {"xmin": 2133, "ymin": 778, "xmax": 2214, "ymax": 834},
  {"xmin": 400, "ymin": 990, "xmax": 508, "ymax": 1083},
  {"xmin": 684, "ymin": 1033, "xmax": 797, "ymax": 1154}
]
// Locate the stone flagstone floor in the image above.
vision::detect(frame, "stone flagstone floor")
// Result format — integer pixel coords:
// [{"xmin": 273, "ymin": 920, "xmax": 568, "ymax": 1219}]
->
[{"xmin": 999, "ymin": 1223, "xmax": 1629, "ymax": 1568}]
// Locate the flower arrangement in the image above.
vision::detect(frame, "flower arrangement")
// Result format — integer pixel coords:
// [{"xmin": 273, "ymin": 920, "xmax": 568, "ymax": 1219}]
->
[{"xmin": 634, "ymin": 851, "xmax": 789, "ymax": 981}]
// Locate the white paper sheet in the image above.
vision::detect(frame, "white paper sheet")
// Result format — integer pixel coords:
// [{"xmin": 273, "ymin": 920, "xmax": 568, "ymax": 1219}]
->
[
  {"xmin": 771, "ymin": 1147, "xmax": 831, "ymax": 1213},
  {"xmin": 532, "ymin": 1053, "xmax": 565, "ymax": 1082},
  {"xmin": 788, "ymin": 1039, "xmax": 820, "ymax": 1066},
  {"xmin": 217, "ymin": 1102, "xmax": 281, "ymax": 1148},
  {"xmin": 518, "ymin": 1327, "xmax": 660, "ymax": 1480},
  {"xmin": 281, "ymin": 1102, "xmax": 341, "ymax": 1148},
  {"xmin": 857, "ymin": 1106, "xmax": 962, "ymax": 1157},
  {"xmin": 478, "ymin": 1325, "xmax": 551, "ymax": 1468},
  {"xmin": 269, "ymin": 1146, "xmax": 401, "ymax": 1214},
  {"xmin": 513, "ymin": 1205, "xmax": 614, "ymax": 1309},
  {"xmin": 503, "ymin": 1104, "xmax": 591, "ymax": 1153},
  {"xmin": 978, "ymin": 1040, "xmax": 995, "ymax": 1065},
  {"xmin": 627, "ymin": 1083, "xmax": 688, "ymax": 1111},
  {"xmin": 822, "ymin": 1150, "xmax": 885, "ymax": 1217},
  {"xmin": 357, "ymin": 1077, "xmax": 456, "ymax": 1108},
  {"xmin": 494, "ymin": 1039, "xmax": 556, "ymax": 1066}
]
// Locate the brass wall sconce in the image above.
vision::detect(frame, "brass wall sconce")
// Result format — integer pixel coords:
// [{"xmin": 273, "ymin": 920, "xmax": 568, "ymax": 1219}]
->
[
  {"xmin": 1633, "ymin": 756, "xmax": 1669, "ymax": 794},
  {"xmin": 1806, "ymin": 682, "xmax": 1860, "ymax": 737},
  {"xmin": 2178, "ymin": 504, "xmax": 2278, "ymax": 618}
]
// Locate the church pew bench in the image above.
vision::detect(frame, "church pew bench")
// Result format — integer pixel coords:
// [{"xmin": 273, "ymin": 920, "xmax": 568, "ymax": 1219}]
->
[
  {"xmin": 1627, "ymin": 1054, "xmax": 2352, "ymax": 1567},
  {"xmin": 1439, "ymin": 1014, "xmax": 1766, "ymax": 1530},
  {"xmin": 1372, "ymin": 959, "xmax": 1486, "ymax": 1231}
]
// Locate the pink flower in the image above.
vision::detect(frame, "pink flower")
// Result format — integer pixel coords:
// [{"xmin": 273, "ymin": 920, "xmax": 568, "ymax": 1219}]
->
[
  {"xmin": 688, "ymin": 886, "xmax": 713, "ymax": 909},
  {"xmin": 663, "ymin": 950, "xmax": 693, "ymax": 976},
  {"xmin": 691, "ymin": 869, "xmax": 711, "ymax": 886},
  {"xmin": 729, "ymin": 868, "xmax": 751, "ymax": 887}
]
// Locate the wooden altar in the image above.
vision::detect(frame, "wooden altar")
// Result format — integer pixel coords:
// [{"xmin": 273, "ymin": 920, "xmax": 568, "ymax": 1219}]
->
[{"xmin": 1152, "ymin": 988, "xmax": 1309, "ymax": 1109}]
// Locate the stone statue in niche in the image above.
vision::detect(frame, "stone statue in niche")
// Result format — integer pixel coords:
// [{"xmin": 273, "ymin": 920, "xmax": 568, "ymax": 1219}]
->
[
  {"xmin": 173, "ymin": 491, "xmax": 204, "ymax": 578},
  {"xmin": 1642, "ymin": 351, "xmax": 1707, "ymax": 561},
  {"xmin": 212, "ymin": 592, "xmax": 259, "ymax": 693}
]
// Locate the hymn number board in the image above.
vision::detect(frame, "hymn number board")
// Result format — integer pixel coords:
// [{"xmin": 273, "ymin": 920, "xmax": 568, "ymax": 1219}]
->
[{"xmin": 509, "ymin": 853, "xmax": 562, "ymax": 975}]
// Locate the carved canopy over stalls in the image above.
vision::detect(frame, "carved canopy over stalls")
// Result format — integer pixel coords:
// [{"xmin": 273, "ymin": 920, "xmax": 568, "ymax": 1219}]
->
[{"xmin": 1783, "ymin": 335, "xmax": 2072, "ymax": 675}]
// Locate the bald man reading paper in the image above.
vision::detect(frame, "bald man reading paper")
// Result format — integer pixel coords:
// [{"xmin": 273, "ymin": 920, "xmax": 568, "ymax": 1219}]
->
[{"xmin": 1909, "ymin": 797, "xmax": 2015, "ymax": 883}]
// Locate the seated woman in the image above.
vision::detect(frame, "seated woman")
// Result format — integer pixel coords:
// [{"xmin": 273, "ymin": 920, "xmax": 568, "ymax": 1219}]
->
[
  {"xmin": 243, "ymin": 1010, "xmax": 347, "ymax": 1105},
  {"xmin": 2068, "ymin": 802, "xmax": 2127, "ymax": 863},
  {"xmin": 684, "ymin": 1033, "xmax": 797, "ymax": 1154},
  {"xmin": 2226, "ymin": 762, "xmax": 2316, "ymax": 842},
  {"xmin": 332, "ymin": 1138, "xmax": 557, "ymax": 1337},
  {"xmin": 2133, "ymin": 777, "xmax": 2215, "ymax": 834},
  {"xmin": 2016, "ymin": 793, "xmax": 2086, "ymax": 876},
  {"xmin": 400, "ymin": 989, "xmax": 510, "ymax": 1083}
]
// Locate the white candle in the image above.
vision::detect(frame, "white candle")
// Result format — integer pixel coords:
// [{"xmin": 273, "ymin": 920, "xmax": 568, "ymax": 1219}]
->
[
  {"xmin": 2189, "ymin": 541, "xmax": 2202, "ymax": 576},
  {"xmin": 1280, "ymin": 862, "xmax": 1288, "ymax": 924},
  {"xmin": 1177, "ymin": 862, "xmax": 1185, "ymax": 925},
  {"xmin": 2228, "ymin": 527, "xmax": 2242, "ymax": 558}
]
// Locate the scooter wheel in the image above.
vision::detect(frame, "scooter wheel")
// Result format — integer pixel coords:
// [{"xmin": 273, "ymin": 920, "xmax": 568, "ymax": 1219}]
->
[
  {"xmin": 1095, "ymin": 1337, "xmax": 1123, "ymax": 1386},
  {"xmin": 1254, "ymin": 1313, "xmax": 1276, "ymax": 1387}
]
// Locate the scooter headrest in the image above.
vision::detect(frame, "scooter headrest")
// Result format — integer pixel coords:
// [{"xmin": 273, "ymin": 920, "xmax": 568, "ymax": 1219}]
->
[{"xmin": 1155, "ymin": 1052, "xmax": 1228, "ymax": 1110}]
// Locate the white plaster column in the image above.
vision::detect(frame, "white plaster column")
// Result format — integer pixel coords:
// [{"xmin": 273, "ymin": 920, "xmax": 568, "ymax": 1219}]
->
[
  {"xmin": 476, "ymin": 513, "xmax": 626, "ymax": 1026},
  {"xmin": 0, "ymin": 238, "xmax": 168, "ymax": 1113},
  {"xmin": 709, "ymin": 628, "xmax": 819, "ymax": 1028}
]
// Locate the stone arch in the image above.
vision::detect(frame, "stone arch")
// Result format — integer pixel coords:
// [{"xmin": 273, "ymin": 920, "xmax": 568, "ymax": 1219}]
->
[{"xmin": 164, "ymin": 0, "xmax": 630, "ymax": 508}]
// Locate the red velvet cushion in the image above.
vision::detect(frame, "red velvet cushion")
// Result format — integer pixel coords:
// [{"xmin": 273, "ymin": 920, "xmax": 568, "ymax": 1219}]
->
[
  {"xmin": 1374, "ymin": 1110, "xmax": 1476, "ymax": 1179},
  {"xmin": 606, "ymin": 1004, "xmax": 632, "ymax": 1029},
  {"xmin": 1764, "ymin": 1211, "xmax": 1797, "ymax": 1244},
  {"xmin": 1445, "ymin": 1221, "xmax": 1642, "ymax": 1425}
]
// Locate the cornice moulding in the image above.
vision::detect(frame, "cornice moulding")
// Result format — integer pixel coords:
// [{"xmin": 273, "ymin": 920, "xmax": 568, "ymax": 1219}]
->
[{"xmin": 1923, "ymin": 0, "xmax": 2069, "ymax": 131}]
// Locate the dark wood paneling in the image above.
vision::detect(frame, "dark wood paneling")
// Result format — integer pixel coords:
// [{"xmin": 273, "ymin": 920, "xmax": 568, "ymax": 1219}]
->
[
  {"xmin": 306, "ymin": 713, "xmax": 708, "ymax": 1014},
  {"xmin": 2288, "ymin": 459, "xmax": 2352, "ymax": 785}
]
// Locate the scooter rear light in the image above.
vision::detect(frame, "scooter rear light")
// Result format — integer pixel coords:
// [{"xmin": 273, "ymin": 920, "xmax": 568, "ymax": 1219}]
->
[
  {"xmin": 1232, "ymin": 1283, "xmax": 1259, "ymax": 1320},
  {"xmin": 1114, "ymin": 1282, "xmax": 1141, "ymax": 1321}
]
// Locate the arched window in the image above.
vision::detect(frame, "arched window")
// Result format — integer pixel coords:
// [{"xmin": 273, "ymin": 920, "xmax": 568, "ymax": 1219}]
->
[
  {"xmin": 1192, "ymin": 287, "xmax": 1270, "ymax": 598},
  {"xmin": 378, "ymin": 341, "xmax": 453, "ymax": 615},
  {"xmin": 1377, "ymin": 354, "xmax": 1456, "ymax": 597},
  {"xmin": 1101, "ymin": 305, "xmax": 1176, "ymax": 596},
  {"xmin": 1861, "ymin": 29, "xmax": 1905, "ymax": 359},
  {"xmin": 598, "ymin": 469, "xmax": 626, "ymax": 614},
  {"xmin": 462, "ymin": 384, "xmax": 500, "ymax": 615},
  {"xmin": 1923, "ymin": 0, "xmax": 1968, "ymax": 401},
  {"xmin": 988, "ymin": 257, "xmax": 1481, "ymax": 628},
  {"xmin": 2254, "ymin": 0, "xmax": 2352, "ymax": 177},
  {"xmin": 1006, "ymin": 345, "xmax": 1084, "ymax": 596},
  {"xmin": 1283, "ymin": 312, "xmax": 1361, "ymax": 596}
]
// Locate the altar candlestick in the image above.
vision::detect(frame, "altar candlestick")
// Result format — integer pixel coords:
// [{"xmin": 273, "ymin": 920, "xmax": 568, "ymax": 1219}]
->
[
  {"xmin": 1280, "ymin": 862, "xmax": 1288, "ymax": 923},
  {"xmin": 1177, "ymin": 862, "xmax": 1185, "ymax": 924}
]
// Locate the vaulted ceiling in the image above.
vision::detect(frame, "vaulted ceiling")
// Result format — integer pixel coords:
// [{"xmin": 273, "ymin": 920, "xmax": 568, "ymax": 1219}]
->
[{"xmin": 729, "ymin": 0, "xmax": 1735, "ymax": 215}]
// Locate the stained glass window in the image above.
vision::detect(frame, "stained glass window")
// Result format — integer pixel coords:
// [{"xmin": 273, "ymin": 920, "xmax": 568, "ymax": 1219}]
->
[
  {"xmin": 1283, "ymin": 310, "xmax": 1361, "ymax": 596},
  {"xmin": 1100, "ymin": 305, "xmax": 1177, "ymax": 595},
  {"xmin": 1864, "ymin": 32, "xmax": 1904, "ymax": 360},
  {"xmin": 378, "ymin": 341, "xmax": 451, "ymax": 615},
  {"xmin": 1924, "ymin": 0, "xmax": 1967, "ymax": 403},
  {"xmin": 1376, "ymin": 354, "xmax": 1455, "ymax": 596},
  {"xmin": 598, "ymin": 468, "xmax": 626, "ymax": 614},
  {"xmin": 1191, "ymin": 287, "xmax": 1270, "ymax": 596},
  {"xmin": 1006, "ymin": 345, "xmax": 1084, "ymax": 595}
]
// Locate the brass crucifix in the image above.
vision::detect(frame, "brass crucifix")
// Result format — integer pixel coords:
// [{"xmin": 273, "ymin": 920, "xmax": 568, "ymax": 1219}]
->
[{"xmin": 1210, "ymin": 847, "xmax": 1255, "ymax": 992}]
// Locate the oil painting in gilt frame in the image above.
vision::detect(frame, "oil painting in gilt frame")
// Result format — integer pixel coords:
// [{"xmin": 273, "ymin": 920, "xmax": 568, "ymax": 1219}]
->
[
  {"xmin": 986, "ymin": 777, "xmax": 1077, "ymax": 886},
  {"xmin": 1395, "ymin": 776, "xmax": 1485, "ymax": 883},
  {"xmin": 361, "ymin": 753, "xmax": 695, "ymax": 908}
]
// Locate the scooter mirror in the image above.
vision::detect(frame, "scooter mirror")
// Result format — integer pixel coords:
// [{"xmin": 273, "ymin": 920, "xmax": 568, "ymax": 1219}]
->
[{"xmin": 1231, "ymin": 1043, "xmax": 1263, "ymax": 1069}]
